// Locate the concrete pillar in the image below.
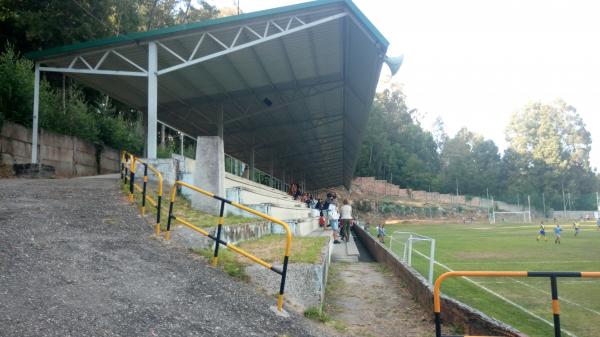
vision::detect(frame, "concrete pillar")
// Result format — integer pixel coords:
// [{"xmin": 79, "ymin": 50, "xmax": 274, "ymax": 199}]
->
[
  {"xmin": 31, "ymin": 63, "xmax": 40, "ymax": 163},
  {"xmin": 147, "ymin": 42, "xmax": 158, "ymax": 159},
  {"xmin": 192, "ymin": 136, "xmax": 225, "ymax": 215}
]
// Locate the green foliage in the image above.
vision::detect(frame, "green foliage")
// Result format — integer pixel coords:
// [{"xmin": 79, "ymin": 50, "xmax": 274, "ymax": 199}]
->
[
  {"xmin": 303, "ymin": 307, "xmax": 330, "ymax": 322},
  {"xmin": 192, "ymin": 248, "xmax": 248, "ymax": 281},
  {"xmin": 0, "ymin": 45, "xmax": 144, "ymax": 154},
  {"xmin": 354, "ymin": 88, "xmax": 439, "ymax": 190},
  {"xmin": 0, "ymin": 45, "xmax": 34, "ymax": 127},
  {"xmin": 356, "ymin": 86, "xmax": 598, "ymax": 211},
  {"xmin": 157, "ymin": 143, "xmax": 175, "ymax": 159},
  {"xmin": 354, "ymin": 199, "xmax": 373, "ymax": 213},
  {"xmin": 1, "ymin": 0, "xmax": 219, "ymax": 53}
]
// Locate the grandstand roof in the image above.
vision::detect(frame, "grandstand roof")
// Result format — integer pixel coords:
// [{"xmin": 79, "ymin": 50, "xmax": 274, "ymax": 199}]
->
[{"xmin": 26, "ymin": 0, "xmax": 389, "ymax": 189}]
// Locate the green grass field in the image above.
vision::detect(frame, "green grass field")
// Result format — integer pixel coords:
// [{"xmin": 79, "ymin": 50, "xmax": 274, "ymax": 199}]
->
[{"xmin": 372, "ymin": 221, "xmax": 600, "ymax": 337}]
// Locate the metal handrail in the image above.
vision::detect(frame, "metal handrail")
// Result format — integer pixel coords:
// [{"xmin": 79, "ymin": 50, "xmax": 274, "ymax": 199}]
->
[
  {"xmin": 165, "ymin": 180, "xmax": 292, "ymax": 312},
  {"xmin": 433, "ymin": 271, "xmax": 600, "ymax": 337},
  {"xmin": 120, "ymin": 151, "xmax": 164, "ymax": 236}
]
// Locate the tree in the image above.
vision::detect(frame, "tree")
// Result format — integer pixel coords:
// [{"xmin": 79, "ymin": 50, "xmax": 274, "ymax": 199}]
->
[
  {"xmin": 354, "ymin": 88, "xmax": 440, "ymax": 190},
  {"xmin": 503, "ymin": 99, "xmax": 596, "ymax": 210},
  {"xmin": 438, "ymin": 128, "xmax": 502, "ymax": 197},
  {"xmin": 431, "ymin": 117, "xmax": 448, "ymax": 154},
  {"xmin": 506, "ymin": 99, "xmax": 592, "ymax": 171}
]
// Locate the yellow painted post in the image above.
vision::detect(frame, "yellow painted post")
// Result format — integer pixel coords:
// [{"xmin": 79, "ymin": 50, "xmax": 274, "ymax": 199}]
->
[{"xmin": 128, "ymin": 156, "xmax": 136, "ymax": 203}]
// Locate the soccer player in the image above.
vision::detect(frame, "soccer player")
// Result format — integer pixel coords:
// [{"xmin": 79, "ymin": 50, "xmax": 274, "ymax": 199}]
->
[
  {"xmin": 537, "ymin": 221, "xmax": 547, "ymax": 241},
  {"xmin": 554, "ymin": 224, "xmax": 562, "ymax": 244},
  {"xmin": 573, "ymin": 222, "xmax": 581, "ymax": 236}
]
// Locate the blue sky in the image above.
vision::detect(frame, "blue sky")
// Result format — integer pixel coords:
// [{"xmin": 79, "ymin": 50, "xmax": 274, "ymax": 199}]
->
[{"xmin": 206, "ymin": 0, "xmax": 600, "ymax": 170}]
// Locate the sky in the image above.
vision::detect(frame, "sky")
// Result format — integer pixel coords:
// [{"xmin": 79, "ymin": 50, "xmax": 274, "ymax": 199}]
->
[{"xmin": 205, "ymin": 0, "xmax": 600, "ymax": 169}]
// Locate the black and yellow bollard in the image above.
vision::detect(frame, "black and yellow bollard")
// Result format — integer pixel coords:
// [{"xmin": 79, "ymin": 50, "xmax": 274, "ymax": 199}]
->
[
  {"xmin": 141, "ymin": 163, "xmax": 148, "ymax": 217},
  {"xmin": 212, "ymin": 200, "xmax": 226, "ymax": 267}
]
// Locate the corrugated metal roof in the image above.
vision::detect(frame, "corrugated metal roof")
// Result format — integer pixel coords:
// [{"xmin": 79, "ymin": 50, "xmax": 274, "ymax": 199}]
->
[{"xmin": 26, "ymin": 0, "xmax": 389, "ymax": 189}]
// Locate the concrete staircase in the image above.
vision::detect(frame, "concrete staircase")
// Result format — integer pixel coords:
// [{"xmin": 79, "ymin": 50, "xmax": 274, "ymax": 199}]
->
[{"xmin": 224, "ymin": 173, "xmax": 319, "ymax": 236}]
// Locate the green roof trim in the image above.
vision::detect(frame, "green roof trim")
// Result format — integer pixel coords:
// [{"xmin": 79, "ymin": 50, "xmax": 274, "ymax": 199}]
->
[{"xmin": 25, "ymin": 0, "xmax": 389, "ymax": 61}]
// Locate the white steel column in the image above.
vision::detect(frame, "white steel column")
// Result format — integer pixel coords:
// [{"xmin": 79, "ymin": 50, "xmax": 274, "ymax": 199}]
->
[
  {"xmin": 180, "ymin": 133, "xmax": 184, "ymax": 156},
  {"xmin": 31, "ymin": 63, "xmax": 40, "ymax": 163},
  {"xmin": 147, "ymin": 42, "xmax": 158, "ymax": 159}
]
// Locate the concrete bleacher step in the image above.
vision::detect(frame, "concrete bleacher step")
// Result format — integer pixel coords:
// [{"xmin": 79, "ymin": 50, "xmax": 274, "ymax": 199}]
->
[{"xmin": 225, "ymin": 173, "xmax": 296, "ymax": 201}]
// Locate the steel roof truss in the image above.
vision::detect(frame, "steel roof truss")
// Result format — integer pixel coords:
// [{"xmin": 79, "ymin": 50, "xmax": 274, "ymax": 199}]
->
[
  {"xmin": 156, "ymin": 12, "xmax": 347, "ymax": 76},
  {"xmin": 39, "ymin": 49, "xmax": 148, "ymax": 77}
]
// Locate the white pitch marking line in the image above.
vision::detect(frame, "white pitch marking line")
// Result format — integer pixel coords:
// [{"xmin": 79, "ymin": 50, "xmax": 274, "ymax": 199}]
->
[
  {"xmin": 452, "ymin": 260, "xmax": 600, "ymax": 265},
  {"xmin": 507, "ymin": 278, "xmax": 600, "ymax": 317},
  {"xmin": 410, "ymin": 249, "xmax": 579, "ymax": 337},
  {"xmin": 473, "ymin": 224, "xmax": 599, "ymax": 230}
]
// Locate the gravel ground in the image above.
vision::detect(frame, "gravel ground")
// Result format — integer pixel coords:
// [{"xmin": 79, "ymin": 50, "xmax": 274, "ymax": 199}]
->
[{"xmin": 0, "ymin": 176, "xmax": 330, "ymax": 337}]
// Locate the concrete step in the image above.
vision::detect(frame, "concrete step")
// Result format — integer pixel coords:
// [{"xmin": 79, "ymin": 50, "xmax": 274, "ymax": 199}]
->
[
  {"xmin": 332, "ymin": 242, "xmax": 359, "ymax": 262},
  {"xmin": 345, "ymin": 231, "xmax": 360, "ymax": 257},
  {"xmin": 331, "ymin": 229, "xmax": 360, "ymax": 263},
  {"xmin": 225, "ymin": 173, "xmax": 295, "ymax": 201}
]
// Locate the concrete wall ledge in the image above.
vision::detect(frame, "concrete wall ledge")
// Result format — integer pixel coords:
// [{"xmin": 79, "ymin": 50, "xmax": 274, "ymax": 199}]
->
[{"xmin": 354, "ymin": 225, "xmax": 527, "ymax": 337}]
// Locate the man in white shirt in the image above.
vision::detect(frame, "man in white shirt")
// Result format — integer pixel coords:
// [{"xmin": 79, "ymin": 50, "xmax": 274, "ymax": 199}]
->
[{"xmin": 340, "ymin": 199, "xmax": 352, "ymax": 242}]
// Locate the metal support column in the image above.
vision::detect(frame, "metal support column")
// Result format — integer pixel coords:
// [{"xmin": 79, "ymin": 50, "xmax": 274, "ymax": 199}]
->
[
  {"xmin": 31, "ymin": 63, "xmax": 40, "ymax": 163},
  {"xmin": 269, "ymin": 154, "xmax": 274, "ymax": 188},
  {"xmin": 180, "ymin": 133, "xmax": 184, "ymax": 156},
  {"xmin": 147, "ymin": 42, "xmax": 158, "ymax": 159}
]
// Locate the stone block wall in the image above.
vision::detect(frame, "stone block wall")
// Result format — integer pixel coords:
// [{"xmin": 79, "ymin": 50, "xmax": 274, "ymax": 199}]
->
[
  {"xmin": 0, "ymin": 121, "xmax": 119, "ymax": 177},
  {"xmin": 351, "ymin": 176, "xmax": 522, "ymax": 211}
]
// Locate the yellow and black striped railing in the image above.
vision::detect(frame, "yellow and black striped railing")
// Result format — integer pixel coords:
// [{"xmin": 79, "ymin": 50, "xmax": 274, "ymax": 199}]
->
[
  {"xmin": 433, "ymin": 271, "xmax": 600, "ymax": 337},
  {"xmin": 166, "ymin": 180, "xmax": 292, "ymax": 312},
  {"xmin": 120, "ymin": 151, "xmax": 164, "ymax": 236}
]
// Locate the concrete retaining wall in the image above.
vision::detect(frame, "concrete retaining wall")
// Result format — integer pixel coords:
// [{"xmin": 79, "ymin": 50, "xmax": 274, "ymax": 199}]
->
[
  {"xmin": 244, "ymin": 236, "xmax": 333, "ymax": 312},
  {"xmin": 0, "ymin": 121, "xmax": 119, "ymax": 177},
  {"xmin": 354, "ymin": 225, "xmax": 526, "ymax": 337},
  {"xmin": 171, "ymin": 221, "xmax": 273, "ymax": 249},
  {"xmin": 551, "ymin": 210, "xmax": 597, "ymax": 220},
  {"xmin": 353, "ymin": 176, "xmax": 522, "ymax": 212}
]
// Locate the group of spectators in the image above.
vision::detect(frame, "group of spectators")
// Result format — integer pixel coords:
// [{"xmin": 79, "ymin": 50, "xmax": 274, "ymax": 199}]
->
[
  {"xmin": 288, "ymin": 186, "xmax": 355, "ymax": 244},
  {"xmin": 289, "ymin": 183, "xmax": 318, "ymax": 208},
  {"xmin": 317, "ymin": 193, "xmax": 353, "ymax": 244}
]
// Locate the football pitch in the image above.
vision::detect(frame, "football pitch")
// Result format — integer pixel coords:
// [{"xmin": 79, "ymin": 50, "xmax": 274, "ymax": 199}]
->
[{"xmin": 373, "ymin": 221, "xmax": 600, "ymax": 337}]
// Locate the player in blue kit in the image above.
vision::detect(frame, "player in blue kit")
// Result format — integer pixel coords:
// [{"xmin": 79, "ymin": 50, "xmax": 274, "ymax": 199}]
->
[{"xmin": 554, "ymin": 224, "xmax": 562, "ymax": 244}]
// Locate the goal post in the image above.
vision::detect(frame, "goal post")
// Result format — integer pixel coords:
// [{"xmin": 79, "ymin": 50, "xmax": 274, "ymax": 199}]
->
[
  {"xmin": 492, "ymin": 211, "xmax": 531, "ymax": 224},
  {"xmin": 490, "ymin": 196, "xmax": 532, "ymax": 224},
  {"xmin": 388, "ymin": 232, "xmax": 436, "ymax": 284}
]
